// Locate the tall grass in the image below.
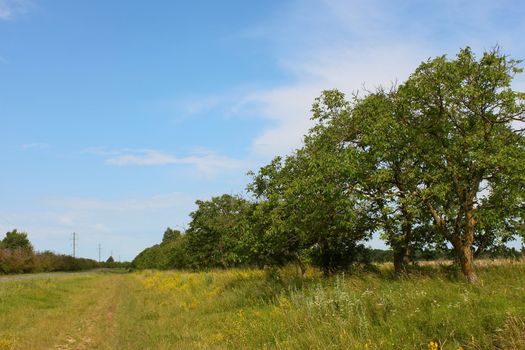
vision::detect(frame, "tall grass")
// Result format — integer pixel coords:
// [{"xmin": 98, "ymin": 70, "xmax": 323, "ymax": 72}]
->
[
  {"xmin": 117, "ymin": 262, "xmax": 525, "ymax": 349},
  {"xmin": 1, "ymin": 262, "xmax": 524, "ymax": 349}
]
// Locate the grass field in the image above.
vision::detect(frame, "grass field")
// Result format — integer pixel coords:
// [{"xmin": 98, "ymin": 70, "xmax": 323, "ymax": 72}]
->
[{"xmin": 1, "ymin": 262, "xmax": 524, "ymax": 349}]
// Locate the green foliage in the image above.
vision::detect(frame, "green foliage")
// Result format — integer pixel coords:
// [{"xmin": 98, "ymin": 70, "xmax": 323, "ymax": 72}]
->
[
  {"xmin": 1, "ymin": 229, "xmax": 33, "ymax": 251},
  {"xmin": 162, "ymin": 227, "xmax": 182, "ymax": 243},
  {"xmin": 247, "ymin": 158, "xmax": 305, "ymax": 268},
  {"xmin": 247, "ymin": 104, "xmax": 378, "ymax": 272},
  {"xmin": 132, "ymin": 234, "xmax": 188, "ymax": 270},
  {"xmin": 305, "ymin": 88, "xmax": 429, "ymax": 273},
  {"xmin": 185, "ymin": 194, "xmax": 253, "ymax": 268}
]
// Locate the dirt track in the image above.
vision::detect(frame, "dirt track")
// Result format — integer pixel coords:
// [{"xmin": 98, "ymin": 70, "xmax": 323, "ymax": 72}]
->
[{"xmin": 0, "ymin": 270, "xmax": 100, "ymax": 282}]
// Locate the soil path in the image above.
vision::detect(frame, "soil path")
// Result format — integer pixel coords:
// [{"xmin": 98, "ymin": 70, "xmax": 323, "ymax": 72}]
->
[
  {"xmin": 0, "ymin": 270, "xmax": 100, "ymax": 282},
  {"xmin": 52, "ymin": 274, "xmax": 125, "ymax": 350}
]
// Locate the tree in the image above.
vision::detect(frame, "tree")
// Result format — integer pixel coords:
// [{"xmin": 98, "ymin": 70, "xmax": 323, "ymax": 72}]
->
[
  {"xmin": 133, "ymin": 230, "xmax": 188, "ymax": 270},
  {"xmin": 1, "ymin": 229, "xmax": 33, "ymax": 251},
  {"xmin": 133, "ymin": 244, "xmax": 163, "ymax": 269},
  {"xmin": 398, "ymin": 47, "xmax": 525, "ymax": 282},
  {"xmin": 185, "ymin": 194, "xmax": 253, "ymax": 268},
  {"xmin": 106, "ymin": 256, "xmax": 115, "ymax": 263},
  {"xmin": 305, "ymin": 89, "xmax": 431, "ymax": 274},
  {"xmin": 249, "ymin": 92, "xmax": 376, "ymax": 274},
  {"xmin": 248, "ymin": 157, "xmax": 311, "ymax": 272}
]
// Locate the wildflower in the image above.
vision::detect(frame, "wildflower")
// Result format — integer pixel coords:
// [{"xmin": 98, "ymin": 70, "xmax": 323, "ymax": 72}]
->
[
  {"xmin": 428, "ymin": 340, "xmax": 440, "ymax": 350},
  {"xmin": 0, "ymin": 337, "xmax": 15, "ymax": 349}
]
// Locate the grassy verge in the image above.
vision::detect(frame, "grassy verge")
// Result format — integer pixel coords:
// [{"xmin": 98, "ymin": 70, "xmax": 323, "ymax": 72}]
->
[
  {"xmin": 1, "ymin": 262, "xmax": 524, "ymax": 349},
  {"xmin": 0, "ymin": 273, "xmax": 128, "ymax": 349}
]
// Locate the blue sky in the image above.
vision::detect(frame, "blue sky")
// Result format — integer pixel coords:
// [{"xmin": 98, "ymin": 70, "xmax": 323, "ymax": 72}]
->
[{"xmin": 1, "ymin": 0, "xmax": 524, "ymax": 261}]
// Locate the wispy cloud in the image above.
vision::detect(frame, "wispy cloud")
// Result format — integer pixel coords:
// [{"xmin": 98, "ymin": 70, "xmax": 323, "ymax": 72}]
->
[
  {"xmin": 163, "ymin": 0, "xmax": 525, "ymax": 158},
  {"xmin": 0, "ymin": 0, "xmax": 31, "ymax": 20},
  {"xmin": 234, "ymin": 45, "xmax": 426, "ymax": 156},
  {"xmin": 44, "ymin": 192, "xmax": 196, "ymax": 211},
  {"xmin": 21, "ymin": 142, "xmax": 50, "ymax": 150},
  {"xmin": 85, "ymin": 147, "xmax": 246, "ymax": 176}
]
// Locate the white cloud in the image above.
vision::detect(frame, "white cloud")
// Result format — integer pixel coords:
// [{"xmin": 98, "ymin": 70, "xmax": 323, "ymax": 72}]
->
[
  {"xmin": 86, "ymin": 147, "xmax": 246, "ymax": 176},
  {"xmin": 21, "ymin": 142, "xmax": 50, "ymax": 150},
  {"xmin": 106, "ymin": 150, "xmax": 179, "ymax": 166},
  {"xmin": 0, "ymin": 0, "xmax": 30, "ymax": 20},
  {"xmin": 233, "ymin": 44, "xmax": 429, "ymax": 157},
  {"xmin": 44, "ymin": 192, "xmax": 196, "ymax": 212}
]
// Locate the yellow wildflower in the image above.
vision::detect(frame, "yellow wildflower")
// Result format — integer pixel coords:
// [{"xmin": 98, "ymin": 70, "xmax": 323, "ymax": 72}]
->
[{"xmin": 428, "ymin": 340, "xmax": 440, "ymax": 350}]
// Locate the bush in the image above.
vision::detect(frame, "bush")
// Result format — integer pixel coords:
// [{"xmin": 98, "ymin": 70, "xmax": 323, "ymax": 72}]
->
[{"xmin": 0, "ymin": 247, "xmax": 101, "ymax": 274}]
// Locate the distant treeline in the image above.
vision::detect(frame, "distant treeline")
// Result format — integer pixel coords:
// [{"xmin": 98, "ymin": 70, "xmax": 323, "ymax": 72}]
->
[
  {"xmin": 0, "ymin": 230, "xmax": 126, "ymax": 274},
  {"xmin": 134, "ymin": 48, "xmax": 525, "ymax": 281}
]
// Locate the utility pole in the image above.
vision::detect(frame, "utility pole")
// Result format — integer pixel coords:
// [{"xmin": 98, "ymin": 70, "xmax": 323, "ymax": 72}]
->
[
  {"xmin": 98, "ymin": 243, "xmax": 102, "ymax": 263},
  {"xmin": 71, "ymin": 232, "xmax": 77, "ymax": 257}
]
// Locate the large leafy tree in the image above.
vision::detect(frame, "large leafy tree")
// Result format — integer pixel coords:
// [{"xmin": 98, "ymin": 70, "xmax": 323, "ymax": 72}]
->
[
  {"xmin": 249, "ymin": 91, "xmax": 376, "ymax": 274},
  {"xmin": 303, "ymin": 90, "xmax": 432, "ymax": 274},
  {"xmin": 399, "ymin": 47, "xmax": 525, "ymax": 282}
]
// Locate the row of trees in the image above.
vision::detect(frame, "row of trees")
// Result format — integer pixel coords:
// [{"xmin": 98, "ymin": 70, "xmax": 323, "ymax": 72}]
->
[
  {"xmin": 0, "ymin": 229, "xmax": 114, "ymax": 274},
  {"xmin": 134, "ymin": 48, "xmax": 525, "ymax": 282}
]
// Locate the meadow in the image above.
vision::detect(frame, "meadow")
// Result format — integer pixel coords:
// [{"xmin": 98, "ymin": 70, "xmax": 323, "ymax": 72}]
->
[{"xmin": 0, "ymin": 262, "xmax": 524, "ymax": 349}]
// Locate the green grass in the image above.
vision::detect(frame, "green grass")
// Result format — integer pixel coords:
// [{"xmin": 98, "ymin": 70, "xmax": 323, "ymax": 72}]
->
[{"xmin": 1, "ymin": 262, "xmax": 524, "ymax": 349}]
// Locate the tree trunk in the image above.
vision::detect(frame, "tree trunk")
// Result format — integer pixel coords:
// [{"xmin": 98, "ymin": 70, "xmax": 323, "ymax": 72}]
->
[
  {"xmin": 460, "ymin": 195, "xmax": 478, "ymax": 283},
  {"xmin": 393, "ymin": 214, "xmax": 412, "ymax": 275},
  {"xmin": 393, "ymin": 245, "xmax": 411, "ymax": 274},
  {"xmin": 456, "ymin": 243, "xmax": 477, "ymax": 283}
]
